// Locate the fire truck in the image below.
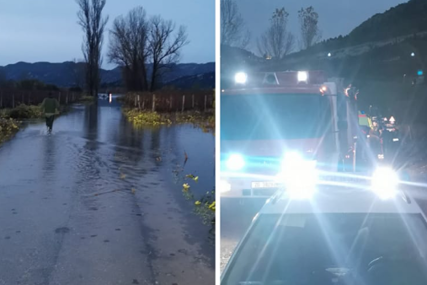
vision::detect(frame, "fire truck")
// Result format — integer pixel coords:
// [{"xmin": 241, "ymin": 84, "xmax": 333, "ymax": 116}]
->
[{"xmin": 220, "ymin": 70, "xmax": 396, "ymax": 198}]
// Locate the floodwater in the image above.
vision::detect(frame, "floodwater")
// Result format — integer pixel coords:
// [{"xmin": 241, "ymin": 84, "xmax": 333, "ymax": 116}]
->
[{"xmin": 0, "ymin": 96, "xmax": 215, "ymax": 285}]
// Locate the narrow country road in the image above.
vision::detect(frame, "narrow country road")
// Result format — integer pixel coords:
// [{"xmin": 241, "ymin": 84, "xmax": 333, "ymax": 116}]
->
[{"xmin": 0, "ymin": 98, "xmax": 215, "ymax": 285}]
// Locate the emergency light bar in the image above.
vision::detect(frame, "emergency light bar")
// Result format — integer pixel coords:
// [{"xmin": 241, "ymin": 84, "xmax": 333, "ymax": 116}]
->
[{"xmin": 232, "ymin": 71, "xmax": 327, "ymax": 87}]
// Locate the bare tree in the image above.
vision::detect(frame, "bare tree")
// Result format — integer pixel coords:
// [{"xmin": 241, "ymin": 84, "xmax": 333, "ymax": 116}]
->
[
  {"xmin": 148, "ymin": 16, "xmax": 189, "ymax": 91},
  {"xmin": 221, "ymin": 0, "xmax": 251, "ymax": 48},
  {"xmin": 298, "ymin": 6, "xmax": 322, "ymax": 50},
  {"xmin": 71, "ymin": 58, "xmax": 86, "ymax": 89},
  {"xmin": 257, "ymin": 8, "xmax": 295, "ymax": 60},
  {"xmin": 108, "ymin": 7, "xmax": 150, "ymax": 91},
  {"xmin": 76, "ymin": 0, "xmax": 109, "ymax": 97}
]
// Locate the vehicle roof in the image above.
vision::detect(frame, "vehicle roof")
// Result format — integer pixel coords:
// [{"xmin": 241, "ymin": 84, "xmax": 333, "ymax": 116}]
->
[{"xmin": 260, "ymin": 188, "xmax": 423, "ymax": 215}]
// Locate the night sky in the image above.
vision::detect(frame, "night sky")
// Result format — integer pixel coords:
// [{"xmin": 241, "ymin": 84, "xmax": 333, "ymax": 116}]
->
[{"xmin": 236, "ymin": 0, "xmax": 408, "ymax": 53}]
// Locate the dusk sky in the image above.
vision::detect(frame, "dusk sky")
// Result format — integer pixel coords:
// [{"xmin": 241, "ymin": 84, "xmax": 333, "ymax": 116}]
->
[
  {"xmin": 0, "ymin": 0, "xmax": 215, "ymax": 69},
  {"xmin": 236, "ymin": 0, "xmax": 408, "ymax": 53}
]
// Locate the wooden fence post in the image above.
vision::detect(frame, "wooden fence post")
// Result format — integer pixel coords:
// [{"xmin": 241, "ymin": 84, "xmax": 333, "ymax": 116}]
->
[
  {"xmin": 137, "ymin": 95, "xmax": 141, "ymax": 110},
  {"xmin": 204, "ymin": 95, "xmax": 207, "ymax": 111},
  {"xmin": 182, "ymin": 95, "xmax": 185, "ymax": 112},
  {"xmin": 134, "ymin": 94, "xmax": 137, "ymax": 107},
  {"xmin": 152, "ymin": 94, "xmax": 156, "ymax": 112}
]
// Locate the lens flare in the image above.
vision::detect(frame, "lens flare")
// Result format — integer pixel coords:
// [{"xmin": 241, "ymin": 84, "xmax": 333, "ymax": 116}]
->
[
  {"xmin": 371, "ymin": 167, "xmax": 399, "ymax": 200},
  {"xmin": 226, "ymin": 154, "xmax": 245, "ymax": 171}
]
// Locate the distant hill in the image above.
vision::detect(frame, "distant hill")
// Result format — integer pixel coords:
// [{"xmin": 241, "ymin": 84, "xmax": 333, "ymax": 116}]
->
[
  {"xmin": 163, "ymin": 72, "xmax": 215, "ymax": 90},
  {"xmin": 286, "ymin": 0, "xmax": 427, "ymax": 60},
  {"xmin": 0, "ymin": 61, "xmax": 215, "ymax": 89}
]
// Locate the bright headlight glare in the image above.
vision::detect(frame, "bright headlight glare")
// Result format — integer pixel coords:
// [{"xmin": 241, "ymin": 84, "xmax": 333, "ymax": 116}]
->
[
  {"xmin": 298, "ymin": 71, "xmax": 308, "ymax": 82},
  {"xmin": 226, "ymin": 154, "xmax": 245, "ymax": 171},
  {"xmin": 371, "ymin": 167, "xmax": 399, "ymax": 200},
  {"xmin": 219, "ymin": 180, "xmax": 231, "ymax": 193},
  {"xmin": 235, "ymin": 72, "xmax": 248, "ymax": 84},
  {"xmin": 280, "ymin": 152, "xmax": 318, "ymax": 199}
]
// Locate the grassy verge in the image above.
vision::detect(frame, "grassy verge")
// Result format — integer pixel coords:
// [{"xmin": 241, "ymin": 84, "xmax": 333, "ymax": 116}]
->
[
  {"xmin": 0, "ymin": 118, "xmax": 20, "ymax": 144},
  {"xmin": 181, "ymin": 177, "xmax": 215, "ymax": 238},
  {"xmin": 0, "ymin": 104, "xmax": 71, "ymax": 120},
  {"xmin": 123, "ymin": 109, "xmax": 172, "ymax": 127},
  {"xmin": 175, "ymin": 111, "xmax": 215, "ymax": 133},
  {"xmin": 123, "ymin": 108, "xmax": 215, "ymax": 133}
]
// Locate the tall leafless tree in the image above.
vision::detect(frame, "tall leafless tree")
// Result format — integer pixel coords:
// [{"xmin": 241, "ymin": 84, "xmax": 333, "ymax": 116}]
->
[
  {"xmin": 148, "ymin": 16, "xmax": 189, "ymax": 91},
  {"xmin": 71, "ymin": 58, "xmax": 86, "ymax": 89},
  {"xmin": 221, "ymin": 0, "xmax": 251, "ymax": 48},
  {"xmin": 76, "ymin": 0, "xmax": 109, "ymax": 97},
  {"xmin": 257, "ymin": 8, "xmax": 295, "ymax": 60},
  {"xmin": 108, "ymin": 7, "xmax": 150, "ymax": 91},
  {"xmin": 298, "ymin": 6, "xmax": 322, "ymax": 50}
]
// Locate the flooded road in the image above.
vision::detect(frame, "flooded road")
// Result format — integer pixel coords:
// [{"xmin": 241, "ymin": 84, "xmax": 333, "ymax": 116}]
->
[{"xmin": 0, "ymin": 97, "xmax": 215, "ymax": 285}]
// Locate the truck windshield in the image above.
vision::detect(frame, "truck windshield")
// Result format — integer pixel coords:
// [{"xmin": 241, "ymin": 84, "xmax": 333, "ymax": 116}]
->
[
  {"xmin": 221, "ymin": 93, "xmax": 330, "ymax": 141},
  {"xmin": 222, "ymin": 213, "xmax": 427, "ymax": 285}
]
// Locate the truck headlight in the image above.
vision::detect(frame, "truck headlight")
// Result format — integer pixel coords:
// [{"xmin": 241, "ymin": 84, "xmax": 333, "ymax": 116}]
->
[
  {"xmin": 371, "ymin": 167, "xmax": 398, "ymax": 200},
  {"xmin": 297, "ymin": 71, "xmax": 308, "ymax": 82},
  {"xmin": 235, "ymin": 72, "xmax": 248, "ymax": 84},
  {"xmin": 226, "ymin": 154, "xmax": 245, "ymax": 171}
]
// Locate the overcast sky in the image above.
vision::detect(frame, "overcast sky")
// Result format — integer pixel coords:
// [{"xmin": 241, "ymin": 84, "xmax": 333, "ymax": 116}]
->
[
  {"xmin": 0, "ymin": 0, "xmax": 215, "ymax": 68},
  {"xmin": 236, "ymin": 0, "xmax": 408, "ymax": 53}
]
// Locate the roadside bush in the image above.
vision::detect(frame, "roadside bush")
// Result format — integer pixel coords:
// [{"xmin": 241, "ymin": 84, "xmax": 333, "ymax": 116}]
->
[
  {"xmin": 8, "ymin": 104, "xmax": 42, "ymax": 119},
  {"xmin": 0, "ymin": 118, "xmax": 19, "ymax": 143}
]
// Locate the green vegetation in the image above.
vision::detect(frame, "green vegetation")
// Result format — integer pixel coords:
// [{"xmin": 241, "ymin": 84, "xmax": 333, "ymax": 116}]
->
[
  {"xmin": 124, "ymin": 109, "xmax": 172, "ymax": 127},
  {"xmin": 175, "ymin": 111, "xmax": 215, "ymax": 133},
  {"xmin": 124, "ymin": 108, "xmax": 215, "ymax": 133},
  {"xmin": 182, "ymin": 179, "xmax": 215, "ymax": 228},
  {"xmin": 3, "ymin": 104, "xmax": 43, "ymax": 119},
  {"xmin": 0, "ymin": 118, "xmax": 19, "ymax": 144}
]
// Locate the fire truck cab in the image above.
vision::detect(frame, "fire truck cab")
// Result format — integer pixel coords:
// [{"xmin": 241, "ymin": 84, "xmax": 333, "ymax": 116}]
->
[{"xmin": 220, "ymin": 70, "xmax": 361, "ymax": 198}]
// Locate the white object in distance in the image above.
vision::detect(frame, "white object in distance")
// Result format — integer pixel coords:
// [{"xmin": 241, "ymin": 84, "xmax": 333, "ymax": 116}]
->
[
  {"xmin": 411, "ymin": 52, "xmax": 415, "ymax": 57},
  {"xmin": 297, "ymin": 71, "xmax": 308, "ymax": 82},
  {"xmin": 328, "ymin": 53, "xmax": 332, "ymax": 57},
  {"xmin": 371, "ymin": 167, "xmax": 399, "ymax": 200},
  {"xmin": 235, "ymin": 72, "xmax": 248, "ymax": 84},
  {"xmin": 389, "ymin": 116, "xmax": 396, "ymax": 124},
  {"xmin": 226, "ymin": 154, "xmax": 245, "ymax": 171}
]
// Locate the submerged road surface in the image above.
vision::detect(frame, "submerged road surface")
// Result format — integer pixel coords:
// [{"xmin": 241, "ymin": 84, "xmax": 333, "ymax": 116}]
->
[{"xmin": 0, "ymin": 99, "xmax": 215, "ymax": 285}]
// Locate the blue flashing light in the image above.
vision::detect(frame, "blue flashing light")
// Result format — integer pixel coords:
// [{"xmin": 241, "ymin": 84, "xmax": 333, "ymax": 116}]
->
[{"xmin": 418, "ymin": 70, "xmax": 423, "ymax": 76}]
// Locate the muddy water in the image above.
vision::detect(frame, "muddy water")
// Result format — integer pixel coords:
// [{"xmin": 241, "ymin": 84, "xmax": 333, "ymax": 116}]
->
[{"xmin": 0, "ymin": 97, "xmax": 215, "ymax": 285}]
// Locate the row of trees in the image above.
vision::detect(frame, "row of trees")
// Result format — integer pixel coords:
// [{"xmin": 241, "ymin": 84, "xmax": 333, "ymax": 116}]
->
[
  {"xmin": 220, "ymin": 0, "xmax": 322, "ymax": 60},
  {"xmin": 75, "ymin": 0, "xmax": 188, "ymax": 96}
]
